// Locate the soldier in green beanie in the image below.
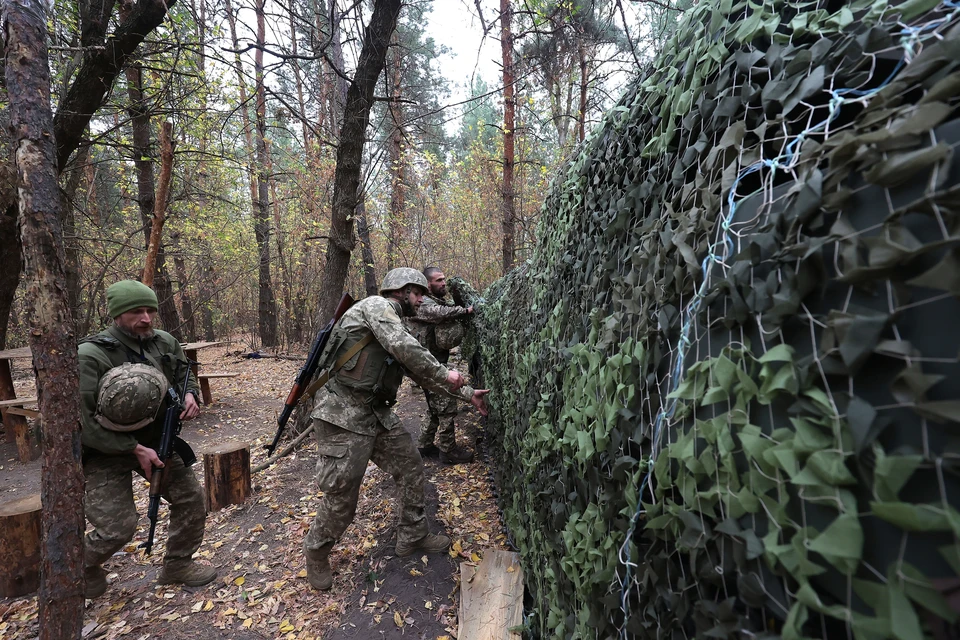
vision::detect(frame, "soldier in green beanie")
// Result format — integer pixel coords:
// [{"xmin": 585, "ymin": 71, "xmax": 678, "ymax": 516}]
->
[{"xmin": 78, "ymin": 279, "xmax": 217, "ymax": 598}]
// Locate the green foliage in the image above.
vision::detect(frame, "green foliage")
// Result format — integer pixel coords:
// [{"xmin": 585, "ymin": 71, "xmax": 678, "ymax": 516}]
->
[{"xmin": 460, "ymin": 0, "xmax": 960, "ymax": 637}]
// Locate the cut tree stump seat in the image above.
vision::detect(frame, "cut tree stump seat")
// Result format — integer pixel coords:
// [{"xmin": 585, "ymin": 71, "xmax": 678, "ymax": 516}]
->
[{"xmin": 196, "ymin": 372, "xmax": 239, "ymax": 404}]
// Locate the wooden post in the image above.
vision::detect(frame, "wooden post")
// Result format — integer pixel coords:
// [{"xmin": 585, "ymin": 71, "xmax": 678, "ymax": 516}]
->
[
  {"xmin": 0, "ymin": 359, "xmax": 38, "ymax": 461},
  {"xmin": 0, "ymin": 494, "xmax": 41, "ymax": 598},
  {"xmin": 203, "ymin": 443, "xmax": 252, "ymax": 512}
]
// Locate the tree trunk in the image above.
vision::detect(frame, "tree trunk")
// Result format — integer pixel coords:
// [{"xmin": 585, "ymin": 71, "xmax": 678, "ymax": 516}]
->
[
  {"xmin": 4, "ymin": 2, "xmax": 86, "ymax": 635},
  {"xmin": 142, "ymin": 121, "xmax": 173, "ymax": 286},
  {"xmin": 577, "ymin": 41, "xmax": 588, "ymax": 143},
  {"xmin": 317, "ymin": 0, "xmax": 403, "ymax": 322},
  {"xmin": 254, "ymin": 0, "xmax": 278, "ymax": 347},
  {"xmin": 171, "ymin": 231, "xmax": 197, "ymax": 341},
  {"xmin": 386, "ymin": 34, "xmax": 405, "ymax": 270},
  {"xmin": 500, "ymin": 0, "xmax": 516, "ymax": 273},
  {"xmin": 357, "ymin": 199, "xmax": 379, "ymax": 296},
  {"xmin": 126, "ymin": 65, "xmax": 181, "ymax": 337},
  {"xmin": 328, "ymin": 0, "xmax": 349, "ymax": 133},
  {"xmin": 61, "ymin": 143, "xmax": 89, "ymax": 333}
]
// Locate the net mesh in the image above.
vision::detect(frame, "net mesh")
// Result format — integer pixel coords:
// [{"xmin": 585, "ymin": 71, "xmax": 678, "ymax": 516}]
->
[{"xmin": 455, "ymin": 0, "xmax": 960, "ymax": 637}]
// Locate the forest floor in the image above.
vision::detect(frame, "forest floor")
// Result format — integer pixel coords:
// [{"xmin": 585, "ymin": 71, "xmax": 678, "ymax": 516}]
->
[{"xmin": 0, "ymin": 343, "xmax": 508, "ymax": 640}]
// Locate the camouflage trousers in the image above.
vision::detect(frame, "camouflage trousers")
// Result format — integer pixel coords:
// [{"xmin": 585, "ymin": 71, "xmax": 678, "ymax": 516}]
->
[
  {"xmin": 304, "ymin": 419, "xmax": 428, "ymax": 551},
  {"xmin": 417, "ymin": 388, "xmax": 458, "ymax": 452},
  {"xmin": 84, "ymin": 452, "xmax": 206, "ymax": 568}
]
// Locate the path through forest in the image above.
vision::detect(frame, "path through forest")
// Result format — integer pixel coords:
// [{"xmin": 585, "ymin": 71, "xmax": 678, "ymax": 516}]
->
[{"xmin": 0, "ymin": 343, "xmax": 507, "ymax": 639}]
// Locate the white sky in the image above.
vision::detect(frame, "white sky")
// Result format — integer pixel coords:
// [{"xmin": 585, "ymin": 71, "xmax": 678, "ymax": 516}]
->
[{"xmin": 424, "ymin": 0, "xmax": 501, "ymax": 103}]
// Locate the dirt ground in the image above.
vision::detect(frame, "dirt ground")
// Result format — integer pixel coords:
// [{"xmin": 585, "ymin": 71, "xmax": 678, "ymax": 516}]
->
[{"xmin": 0, "ymin": 344, "xmax": 509, "ymax": 640}]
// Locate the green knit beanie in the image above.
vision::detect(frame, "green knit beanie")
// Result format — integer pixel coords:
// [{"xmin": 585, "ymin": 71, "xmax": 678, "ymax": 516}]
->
[{"xmin": 107, "ymin": 280, "xmax": 158, "ymax": 318}]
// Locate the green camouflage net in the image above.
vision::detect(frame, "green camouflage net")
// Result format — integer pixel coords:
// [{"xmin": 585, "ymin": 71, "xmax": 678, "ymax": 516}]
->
[{"xmin": 454, "ymin": 0, "xmax": 960, "ymax": 637}]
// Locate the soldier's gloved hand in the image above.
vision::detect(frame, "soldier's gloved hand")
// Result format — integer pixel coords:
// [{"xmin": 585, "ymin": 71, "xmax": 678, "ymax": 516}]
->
[
  {"xmin": 134, "ymin": 443, "xmax": 163, "ymax": 478},
  {"xmin": 471, "ymin": 389, "xmax": 490, "ymax": 416},
  {"xmin": 446, "ymin": 369, "xmax": 466, "ymax": 391},
  {"xmin": 181, "ymin": 393, "xmax": 200, "ymax": 420}
]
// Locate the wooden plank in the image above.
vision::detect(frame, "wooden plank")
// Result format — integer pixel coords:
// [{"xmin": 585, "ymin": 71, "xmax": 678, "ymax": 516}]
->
[
  {"xmin": 460, "ymin": 550, "xmax": 524, "ymax": 640},
  {"xmin": 0, "ymin": 347, "xmax": 32, "ymax": 360},
  {"xmin": 180, "ymin": 341, "xmax": 224, "ymax": 351},
  {"xmin": 7, "ymin": 408, "xmax": 40, "ymax": 418},
  {"xmin": 198, "ymin": 372, "xmax": 238, "ymax": 379},
  {"xmin": 0, "ymin": 396, "xmax": 37, "ymax": 408}
]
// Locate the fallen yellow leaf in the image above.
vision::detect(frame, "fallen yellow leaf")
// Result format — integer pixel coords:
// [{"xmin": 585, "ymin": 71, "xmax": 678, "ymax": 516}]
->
[
  {"xmin": 191, "ymin": 601, "xmax": 203, "ymax": 613},
  {"xmin": 409, "ymin": 569, "xmax": 423, "ymax": 577},
  {"xmin": 242, "ymin": 618, "xmax": 253, "ymax": 628},
  {"xmin": 234, "ymin": 576, "xmax": 245, "ymax": 586},
  {"xmin": 279, "ymin": 620, "xmax": 295, "ymax": 633},
  {"xmin": 297, "ymin": 569, "xmax": 307, "ymax": 578},
  {"xmin": 223, "ymin": 608, "xmax": 238, "ymax": 616},
  {"xmin": 424, "ymin": 601, "xmax": 433, "ymax": 609},
  {"xmin": 448, "ymin": 540, "xmax": 463, "ymax": 558},
  {"xmin": 203, "ymin": 601, "xmax": 214, "ymax": 612},
  {"xmin": 394, "ymin": 611, "xmax": 404, "ymax": 628},
  {"xmin": 507, "ymin": 565, "xmax": 516, "ymax": 573},
  {"xmin": 470, "ymin": 552, "xmax": 481, "ymax": 562}
]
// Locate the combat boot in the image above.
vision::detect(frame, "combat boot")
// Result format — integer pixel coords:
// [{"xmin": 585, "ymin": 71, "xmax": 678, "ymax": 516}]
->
[
  {"xmin": 84, "ymin": 565, "xmax": 108, "ymax": 599},
  {"xmin": 417, "ymin": 443, "xmax": 440, "ymax": 458},
  {"xmin": 157, "ymin": 560, "xmax": 218, "ymax": 587},
  {"xmin": 304, "ymin": 544, "xmax": 334, "ymax": 590},
  {"xmin": 396, "ymin": 533, "xmax": 450, "ymax": 557},
  {"xmin": 440, "ymin": 445, "xmax": 474, "ymax": 465}
]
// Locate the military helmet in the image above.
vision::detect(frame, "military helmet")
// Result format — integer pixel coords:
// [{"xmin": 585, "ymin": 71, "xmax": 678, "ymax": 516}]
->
[
  {"xmin": 95, "ymin": 363, "xmax": 169, "ymax": 432},
  {"xmin": 380, "ymin": 267, "xmax": 428, "ymax": 295}
]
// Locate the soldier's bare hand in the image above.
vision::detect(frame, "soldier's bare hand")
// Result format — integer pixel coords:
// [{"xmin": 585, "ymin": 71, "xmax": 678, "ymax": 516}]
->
[
  {"xmin": 134, "ymin": 444, "xmax": 163, "ymax": 478},
  {"xmin": 466, "ymin": 306, "xmax": 474, "ymax": 314},
  {"xmin": 446, "ymin": 370, "xmax": 466, "ymax": 391},
  {"xmin": 181, "ymin": 393, "xmax": 200, "ymax": 420},
  {"xmin": 471, "ymin": 389, "xmax": 490, "ymax": 416}
]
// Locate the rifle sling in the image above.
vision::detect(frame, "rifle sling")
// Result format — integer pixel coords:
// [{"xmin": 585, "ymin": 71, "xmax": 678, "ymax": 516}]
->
[{"xmin": 299, "ymin": 332, "xmax": 375, "ymax": 403}]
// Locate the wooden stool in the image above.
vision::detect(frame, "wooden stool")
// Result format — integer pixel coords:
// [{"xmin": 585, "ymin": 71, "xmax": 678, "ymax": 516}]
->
[
  {"xmin": 203, "ymin": 443, "xmax": 251, "ymax": 512},
  {"xmin": 0, "ymin": 493, "xmax": 41, "ymax": 597}
]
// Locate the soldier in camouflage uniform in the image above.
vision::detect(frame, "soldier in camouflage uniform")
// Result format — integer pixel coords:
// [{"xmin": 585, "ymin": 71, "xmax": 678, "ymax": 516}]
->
[
  {"xmin": 406, "ymin": 267, "xmax": 476, "ymax": 464},
  {"xmin": 302, "ymin": 268, "xmax": 490, "ymax": 591},
  {"xmin": 79, "ymin": 280, "xmax": 218, "ymax": 598}
]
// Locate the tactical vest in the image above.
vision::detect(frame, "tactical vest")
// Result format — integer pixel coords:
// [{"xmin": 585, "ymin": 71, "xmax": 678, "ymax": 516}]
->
[{"xmin": 323, "ymin": 325, "xmax": 405, "ymax": 404}]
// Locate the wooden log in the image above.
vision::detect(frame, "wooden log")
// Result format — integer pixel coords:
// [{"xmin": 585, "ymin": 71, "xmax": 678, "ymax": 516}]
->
[
  {"xmin": 460, "ymin": 550, "xmax": 524, "ymax": 639},
  {"xmin": 0, "ymin": 494, "xmax": 41, "ymax": 598},
  {"xmin": 203, "ymin": 442, "xmax": 251, "ymax": 512}
]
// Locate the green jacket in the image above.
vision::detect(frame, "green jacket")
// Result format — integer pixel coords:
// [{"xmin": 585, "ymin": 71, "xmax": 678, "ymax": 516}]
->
[{"xmin": 79, "ymin": 326, "xmax": 199, "ymax": 455}]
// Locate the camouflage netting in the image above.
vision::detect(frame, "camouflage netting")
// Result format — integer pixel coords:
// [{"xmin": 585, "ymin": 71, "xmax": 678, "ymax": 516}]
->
[{"xmin": 453, "ymin": 0, "xmax": 960, "ymax": 637}]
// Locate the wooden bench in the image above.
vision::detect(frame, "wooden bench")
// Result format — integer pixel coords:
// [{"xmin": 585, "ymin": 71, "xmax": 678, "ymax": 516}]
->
[
  {"xmin": 0, "ymin": 397, "xmax": 39, "ymax": 419},
  {"xmin": 197, "ymin": 372, "xmax": 238, "ymax": 404}
]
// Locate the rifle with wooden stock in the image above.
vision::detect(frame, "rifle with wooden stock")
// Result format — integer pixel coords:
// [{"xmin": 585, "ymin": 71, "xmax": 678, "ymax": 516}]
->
[
  {"xmin": 143, "ymin": 359, "xmax": 195, "ymax": 555},
  {"xmin": 267, "ymin": 293, "xmax": 355, "ymax": 456}
]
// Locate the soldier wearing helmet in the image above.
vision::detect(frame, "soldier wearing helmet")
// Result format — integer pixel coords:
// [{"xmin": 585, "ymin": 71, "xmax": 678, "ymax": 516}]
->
[
  {"xmin": 78, "ymin": 280, "xmax": 217, "ymax": 599},
  {"xmin": 405, "ymin": 266, "xmax": 475, "ymax": 464},
  {"xmin": 301, "ymin": 267, "xmax": 491, "ymax": 591}
]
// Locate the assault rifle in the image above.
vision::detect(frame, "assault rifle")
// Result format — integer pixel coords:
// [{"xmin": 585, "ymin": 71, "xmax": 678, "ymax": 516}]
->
[
  {"xmin": 267, "ymin": 293, "xmax": 355, "ymax": 456},
  {"xmin": 143, "ymin": 359, "xmax": 195, "ymax": 555}
]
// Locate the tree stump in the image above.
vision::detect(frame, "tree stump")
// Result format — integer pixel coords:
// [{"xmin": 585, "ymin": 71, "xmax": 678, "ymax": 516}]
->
[
  {"xmin": 0, "ymin": 493, "xmax": 41, "ymax": 597},
  {"xmin": 203, "ymin": 443, "xmax": 251, "ymax": 512}
]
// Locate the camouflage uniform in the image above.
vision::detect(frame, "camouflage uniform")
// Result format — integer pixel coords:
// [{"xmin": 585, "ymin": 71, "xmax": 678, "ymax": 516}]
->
[
  {"xmin": 406, "ymin": 294, "xmax": 472, "ymax": 452},
  {"xmin": 304, "ymin": 295, "xmax": 476, "ymax": 552},
  {"xmin": 79, "ymin": 326, "xmax": 206, "ymax": 570}
]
